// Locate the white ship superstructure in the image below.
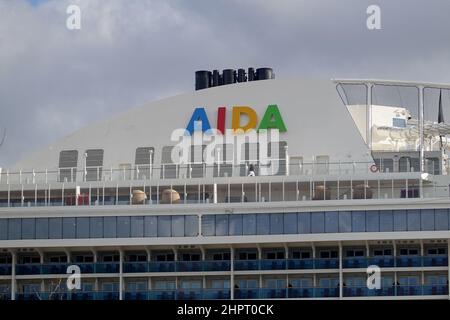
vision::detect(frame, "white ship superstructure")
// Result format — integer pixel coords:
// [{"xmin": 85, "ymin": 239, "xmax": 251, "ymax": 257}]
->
[{"xmin": 1, "ymin": 69, "xmax": 450, "ymax": 300}]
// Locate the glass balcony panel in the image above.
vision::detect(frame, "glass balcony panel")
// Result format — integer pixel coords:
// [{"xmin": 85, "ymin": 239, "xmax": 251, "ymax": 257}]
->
[
  {"xmin": 16, "ymin": 264, "xmax": 41, "ymax": 275},
  {"xmin": 396, "ymin": 257, "xmax": 422, "ymax": 267},
  {"xmin": 343, "ymin": 257, "xmax": 368, "ymax": 268},
  {"xmin": 123, "ymin": 262, "xmax": 148, "ymax": 273},
  {"xmin": 95, "ymin": 262, "xmax": 120, "ymax": 273},
  {"xmin": 287, "ymin": 259, "xmax": 314, "ymax": 270},
  {"xmin": 234, "ymin": 260, "xmax": 260, "ymax": 271},
  {"xmin": 41, "ymin": 263, "xmax": 69, "ymax": 274},
  {"xmin": 260, "ymin": 288, "xmax": 286, "ymax": 299},
  {"xmin": 176, "ymin": 261, "xmax": 203, "ymax": 272},
  {"xmin": 422, "ymin": 256, "xmax": 448, "ymax": 267},
  {"xmin": 0, "ymin": 265, "xmax": 12, "ymax": 275},
  {"xmin": 78, "ymin": 263, "xmax": 95, "ymax": 274},
  {"xmin": 368, "ymin": 257, "xmax": 395, "ymax": 267},
  {"xmin": 422, "ymin": 285, "xmax": 448, "ymax": 295},
  {"xmin": 260, "ymin": 259, "xmax": 286, "ymax": 270},
  {"xmin": 124, "ymin": 291, "xmax": 148, "ymax": 300},
  {"xmin": 234, "ymin": 289, "xmax": 260, "ymax": 299},
  {"xmin": 203, "ymin": 260, "xmax": 231, "ymax": 271},
  {"xmin": 315, "ymin": 287, "xmax": 339, "ymax": 297},
  {"xmin": 396, "ymin": 285, "xmax": 422, "ymax": 296},
  {"xmin": 314, "ymin": 259, "xmax": 339, "ymax": 269},
  {"xmin": 148, "ymin": 261, "xmax": 176, "ymax": 272},
  {"xmin": 176, "ymin": 289, "xmax": 202, "ymax": 300},
  {"xmin": 287, "ymin": 287, "xmax": 314, "ymax": 298},
  {"xmin": 202, "ymin": 289, "xmax": 231, "ymax": 299}
]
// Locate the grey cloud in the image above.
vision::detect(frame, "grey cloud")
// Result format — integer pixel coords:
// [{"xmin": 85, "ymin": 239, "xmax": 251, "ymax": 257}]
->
[{"xmin": 1, "ymin": 0, "xmax": 450, "ymax": 167}]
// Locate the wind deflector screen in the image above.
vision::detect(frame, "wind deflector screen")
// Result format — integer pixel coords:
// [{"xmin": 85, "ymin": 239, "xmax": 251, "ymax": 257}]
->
[
  {"xmin": 135, "ymin": 147, "xmax": 154, "ymax": 165},
  {"xmin": 59, "ymin": 150, "xmax": 78, "ymax": 168},
  {"xmin": 86, "ymin": 149, "xmax": 104, "ymax": 167}
]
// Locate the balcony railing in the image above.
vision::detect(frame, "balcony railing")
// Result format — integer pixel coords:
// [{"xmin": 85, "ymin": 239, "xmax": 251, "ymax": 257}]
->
[
  {"xmin": 8, "ymin": 285, "xmax": 450, "ymax": 300},
  {"xmin": 6, "ymin": 256, "xmax": 447, "ymax": 276}
]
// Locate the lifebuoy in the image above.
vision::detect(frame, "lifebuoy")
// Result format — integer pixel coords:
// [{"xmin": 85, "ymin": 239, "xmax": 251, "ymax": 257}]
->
[{"xmin": 370, "ymin": 164, "xmax": 379, "ymax": 173}]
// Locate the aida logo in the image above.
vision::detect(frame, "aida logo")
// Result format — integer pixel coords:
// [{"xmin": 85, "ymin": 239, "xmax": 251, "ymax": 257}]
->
[{"xmin": 185, "ymin": 104, "xmax": 287, "ymax": 134}]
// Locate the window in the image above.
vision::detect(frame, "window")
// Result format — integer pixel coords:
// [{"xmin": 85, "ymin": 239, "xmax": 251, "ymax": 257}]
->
[
  {"xmin": 0, "ymin": 220, "xmax": 7, "ymax": 240},
  {"xmin": 104, "ymin": 217, "xmax": 117, "ymax": 238},
  {"xmin": 117, "ymin": 216, "xmax": 131, "ymax": 238},
  {"xmin": 366, "ymin": 211, "xmax": 379, "ymax": 232},
  {"xmin": 284, "ymin": 213, "xmax": 297, "ymax": 234},
  {"xmin": 90, "ymin": 217, "xmax": 103, "ymax": 238},
  {"xmin": 243, "ymin": 214, "xmax": 257, "ymax": 235},
  {"xmin": 311, "ymin": 212, "xmax": 325, "ymax": 233},
  {"xmin": 215, "ymin": 215, "xmax": 229, "ymax": 236},
  {"xmin": 201, "ymin": 215, "xmax": 215, "ymax": 236},
  {"xmin": 270, "ymin": 213, "xmax": 283, "ymax": 234},
  {"xmin": 380, "ymin": 211, "xmax": 393, "ymax": 232},
  {"xmin": 62, "ymin": 218, "xmax": 76, "ymax": 239},
  {"xmin": 144, "ymin": 216, "xmax": 157, "ymax": 237},
  {"xmin": 36, "ymin": 218, "xmax": 49, "ymax": 239},
  {"xmin": 49, "ymin": 218, "xmax": 62, "ymax": 239},
  {"xmin": 185, "ymin": 215, "xmax": 198, "ymax": 237},
  {"xmin": 393, "ymin": 118, "xmax": 406, "ymax": 128},
  {"xmin": 435, "ymin": 209, "xmax": 449, "ymax": 230},
  {"xmin": 338, "ymin": 212, "xmax": 351, "ymax": 233},
  {"xmin": 256, "ymin": 214, "xmax": 270, "ymax": 235},
  {"xmin": 76, "ymin": 217, "xmax": 89, "ymax": 238},
  {"xmin": 8, "ymin": 219, "xmax": 21, "ymax": 240},
  {"xmin": 393, "ymin": 210, "xmax": 407, "ymax": 231},
  {"xmin": 161, "ymin": 146, "xmax": 179, "ymax": 179},
  {"xmin": 229, "ymin": 215, "xmax": 243, "ymax": 236},
  {"xmin": 130, "ymin": 216, "xmax": 144, "ymax": 237},
  {"xmin": 157, "ymin": 216, "xmax": 172, "ymax": 237},
  {"xmin": 420, "ymin": 209, "xmax": 434, "ymax": 231},
  {"xmin": 171, "ymin": 215, "xmax": 185, "ymax": 237},
  {"xmin": 298, "ymin": 213, "xmax": 311, "ymax": 234},
  {"xmin": 325, "ymin": 212, "xmax": 338, "ymax": 233},
  {"xmin": 352, "ymin": 211, "xmax": 366, "ymax": 232},
  {"xmin": 407, "ymin": 210, "xmax": 420, "ymax": 231},
  {"xmin": 21, "ymin": 218, "xmax": 35, "ymax": 239}
]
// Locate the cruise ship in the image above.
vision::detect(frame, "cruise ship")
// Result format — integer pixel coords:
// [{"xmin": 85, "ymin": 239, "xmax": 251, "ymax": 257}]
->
[{"xmin": 1, "ymin": 67, "xmax": 450, "ymax": 301}]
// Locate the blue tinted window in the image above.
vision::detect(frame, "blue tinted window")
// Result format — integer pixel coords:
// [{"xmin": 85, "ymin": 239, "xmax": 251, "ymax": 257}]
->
[
  {"xmin": 201, "ymin": 215, "xmax": 215, "ymax": 236},
  {"xmin": 393, "ymin": 118, "xmax": 406, "ymax": 128},
  {"xmin": 366, "ymin": 211, "xmax": 379, "ymax": 232},
  {"xmin": 131, "ymin": 216, "xmax": 144, "ymax": 237},
  {"xmin": 215, "ymin": 215, "xmax": 229, "ymax": 236},
  {"xmin": 63, "ymin": 218, "xmax": 76, "ymax": 239},
  {"xmin": 171, "ymin": 215, "xmax": 185, "ymax": 237},
  {"xmin": 407, "ymin": 210, "xmax": 420, "ymax": 231},
  {"xmin": 243, "ymin": 214, "xmax": 257, "ymax": 235},
  {"xmin": 339, "ymin": 212, "xmax": 351, "ymax": 232},
  {"xmin": 90, "ymin": 217, "xmax": 103, "ymax": 238},
  {"xmin": 185, "ymin": 215, "xmax": 198, "ymax": 237},
  {"xmin": 21, "ymin": 218, "xmax": 35, "ymax": 239},
  {"xmin": 144, "ymin": 216, "xmax": 157, "ymax": 237},
  {"xmin": 284, "ymin": 213, "xmax": 297, "ymax": 234},
  {"xmin": 36, "ymin": 218, "xmax": 49, "ymax": 239},
  {"xmin": 257, "ymin": 214, "xmax": 270, "ymax": 235},
  {"xmin": 352, "ymin": 211, "xmax": 366, "ymax": 232},
  {"xmin": 325, "ymin": 212, "xmax": 338, "ymax": 233},
  {"xmin": 420, "ymin": 209, "xmax": 434, "ymax": 231},
  {"xmin": 229, "ymin": 215, "xmax": 243, "ymax": 236},
  {"xmin": 49, "ymin": 218, "xmax": 62, "ymax": 239},
  {"xmin": 435, "ymin": 209, "xmax": 449, "ymax": 231},
  {"xmin": 270, "ymin": 213, "xmax": 283, "ymax": 234},
  {"xmin": 379, "ymin": 211, "xmax": 393, "ymax": 232},
  {"xmin": 8, "ymin": 218, "xmax": 21, "ymax": 240},
  {"xmin": 311, "ymin": 212, "xmax": 325, "ymax": 233},
  {"xmin": 117, "ymin": 216, "xmax": 131, "ymax": 238},
  {"xmin": 104, "ymin": 217, "xmax": 117, "ymax": 238},
  {"xmin": 76, "ymin": 217, "xmax": 89, "ymax": 239},
  {"xmin": 393, "ymin": 210, "xmax": 407, "ymax": 231},
  {"xmin": 157, "ymin": 216, "xmax": 171, "ymax": 237},
  {"xmin": 298, "ymin": 213, "xmax": 311, "ymax": 234},
  {"xmin": 0, "ymin": 219, "xmax": 6, "ymax": 240}
]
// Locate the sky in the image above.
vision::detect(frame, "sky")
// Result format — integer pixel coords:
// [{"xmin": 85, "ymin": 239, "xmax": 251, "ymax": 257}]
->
[{"xmin": 1, "ymin": 0, "xmax": 450, "ymax": 167}]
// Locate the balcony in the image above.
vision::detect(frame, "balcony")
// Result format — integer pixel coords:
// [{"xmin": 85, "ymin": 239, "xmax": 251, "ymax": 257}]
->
[
  {"xmin": 396, "ymin": 257, "xmax": 422, "ymax": 268},
  {"xmin": 0, "ymin": 264, "xmax": 12, "ymax": 275}
]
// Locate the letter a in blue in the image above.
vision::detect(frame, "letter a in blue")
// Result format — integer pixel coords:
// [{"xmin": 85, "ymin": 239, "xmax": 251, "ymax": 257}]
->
[{"xmin": 185, "ymin": 107, "xmax": 211, "ymax": 134}]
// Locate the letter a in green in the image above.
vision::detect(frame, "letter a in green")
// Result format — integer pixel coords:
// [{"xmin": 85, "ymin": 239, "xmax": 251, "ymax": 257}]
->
[{"xmin": 258, "ymin": 105, "xmax": 287, "ymax": 132}]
